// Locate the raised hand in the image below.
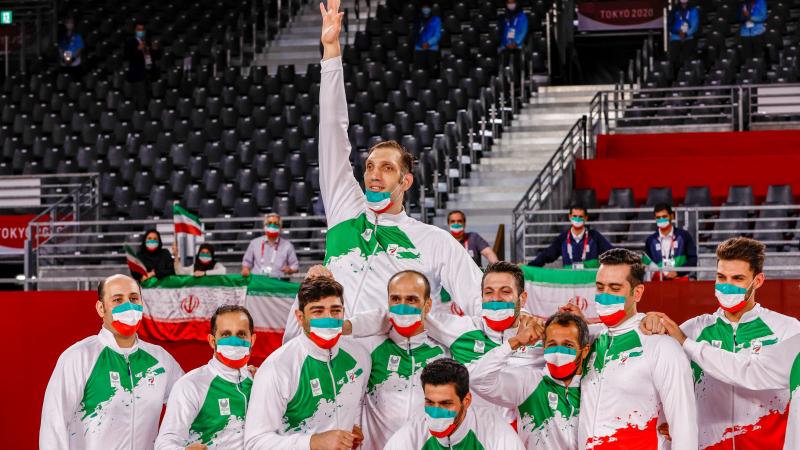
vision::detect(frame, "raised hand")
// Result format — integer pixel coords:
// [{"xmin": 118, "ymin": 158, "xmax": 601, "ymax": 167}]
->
[
  {"xmin": 639, "ymin": 312, "xmax": 667, "ymax": 335},
  {"xmin": 649, "ymin": 312, "xmax": 686, "ymax": 345},
  {"xmin": 320, "ymin": 0, "xmax": 344, "ymax": 59}
]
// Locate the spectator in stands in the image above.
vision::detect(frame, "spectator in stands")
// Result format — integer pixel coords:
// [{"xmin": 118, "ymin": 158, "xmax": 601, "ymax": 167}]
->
[
  {"xmin": 241, "ymin": 213, "xmax": 299, "ymax": 279},
  {"xmin": 499, "ymin": 0, "xmax": 528, "ymax": 80},
  {"xmin": 172, "ymin": 242, "xmax": 227, "ymax": 277},
  {"xmin": 58, "ymin": 16, "xmax": 84, "ymax": 80},
  {"xmin": 644, "ymin": 203, "xmax": 697, "ymax": 280},
  {"xmin": 738, "ymin": 0, "xmax": 767, "ymax": 60},
  {"xmin": 668, "ymin": 0, "xmax": 700, "ymax": 69},
  {"xmin": 447, "ymin": 210, "xmax": 499, "ymax": 267},
  {"xmin": 528, "ymin": 205, "xmax": 613, "ymax": 269},
  {"xmin": 134, "ymin": 229, "xmax": 175, "ymax": 282},
  {"xmin": 414, "ymin": 1, "xmax": 442, "ymax": 73},
  {"xmin": 124, "ymin": 23, "xmax": 161, "ymax": 109}
]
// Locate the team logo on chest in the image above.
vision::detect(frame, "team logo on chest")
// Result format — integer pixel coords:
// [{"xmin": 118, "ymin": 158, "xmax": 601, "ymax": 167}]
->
[
  {"xmin": 310, "ymin": 378, "xmax": 322, "ymax": 396},
  {"xmin": 473, "ymin": 340, "xmax": 485, "ymax": 354},
  {"xmin": 387, "ymin": 244, "xmax": 399, "ymax": 256},
  {"xmin": 619, "ymin": 351, "xmax": 630, "ymax": 366},
  {"xmin": 548, "ymin": 392, "xmax": 559, "ymax": 410},
  {"xmin": 751, "ymin": 339, "xmax": 762, "ymax": 354},
  {"xmin": 218, "ymin": 398, "xmax": 231, "ymax": 416},
  {"xmin": 346, "ymin": 369, "xmax": 357, "ymax": 382},
  {"xmin": 109, "ymin": 371, "xmax": 121, "ymax": 388},
  {"xmin": 387, "ymin": 354, "xmax": 401, "ymax": 372}
]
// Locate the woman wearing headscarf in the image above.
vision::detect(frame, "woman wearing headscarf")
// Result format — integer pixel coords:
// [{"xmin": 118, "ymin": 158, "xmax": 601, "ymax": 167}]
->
[
  {"xmin": 134, "ymin": 229, "xmax": 176, "ymax": 281},
  {"xmin": 173, "ymin": 243, "xmax": 227, "ymax": 277}
]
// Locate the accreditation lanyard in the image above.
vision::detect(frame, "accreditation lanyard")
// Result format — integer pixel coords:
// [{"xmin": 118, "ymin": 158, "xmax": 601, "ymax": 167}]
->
[
  {"xmin": 659, "ymin": 233, "xmax": 677, "ymax": 260},
  {"xmin": 566, "ymin": 231, "xmax": 589, "ymax": 264},
  {"xmin": 260, "ymin": 237, "xmax": 279, "ymax": 270}
]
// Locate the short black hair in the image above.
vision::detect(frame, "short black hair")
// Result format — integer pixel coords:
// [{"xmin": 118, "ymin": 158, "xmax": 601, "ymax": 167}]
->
[
  {"xmin": 653, "ymin": 203, "xmax": 673, "ymax": 215},
  {"xmin": 545, "ymin": 312, "xmax": 590, "ymax": 348},
  {"xmin": 568, "ymin": 204, "xmax": 589, "ymax": 218},
  {"xmin": 447, "ymin": 210, "xmax": 466, "ymax": 223},
  {"xmin": 388, "ymin": 270, "xmax": 431, "ymax": 299},
  {"xmin": 420, "ymin": 358, "xmax": 470, "ymax": 400},
  {"xmin": 210, "ymin": 305, "xmax": 254, "ymax": 334},
  {"xmin": 482, "ymin": 261, "xmax": 525, "ymax": 295},
  {"xmin": 297, "ymin": 277, "xmax": 344, "ymax": 312},
  {"xmin": 599, "ymin": 248, "xmax": 646, "ymax": 287}
]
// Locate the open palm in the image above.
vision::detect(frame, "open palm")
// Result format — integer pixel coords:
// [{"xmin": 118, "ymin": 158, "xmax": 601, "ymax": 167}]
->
[{"xmin": 320, "ymin": 0, "xmax": 344, "ymax": 46}]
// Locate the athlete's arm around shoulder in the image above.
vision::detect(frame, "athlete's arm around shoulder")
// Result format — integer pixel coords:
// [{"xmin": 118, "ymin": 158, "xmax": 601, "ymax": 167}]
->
[
  {"xmin": 39, "ymin": 339, "xmax": 94, "ymax": 449},
  {"xmin": 433, "ymin": 227, "xmax": 484, "ymax": 317},
  {"xmin": 646, "ymin": 334, "xmax": 698, "ymax": 450}
]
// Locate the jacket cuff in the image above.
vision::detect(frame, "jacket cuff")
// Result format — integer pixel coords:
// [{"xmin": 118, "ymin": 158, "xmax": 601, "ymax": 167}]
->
[
  {"xmin": 320, "ymin": 56, "xmax": 342, "ymax": 73},
  {"xmin": 682, "ymin": 338, "xmax": 701, "ymax": 360}
]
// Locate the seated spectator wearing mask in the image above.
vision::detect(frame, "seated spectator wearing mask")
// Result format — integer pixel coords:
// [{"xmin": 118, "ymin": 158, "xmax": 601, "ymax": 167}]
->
[
  {"xmin": 173, "ymin": 243, "xmax": 227, "ymax": 277},
  {"xmin": 668, "ymin": 0, "xmax": 700, "ymax": 72},
  {"xmin": 528, "ymin": 205, "xmax": 613, "ymax": 269},
  {"xmin": 414, "ymin": 1, "xmax": 442, "ymax": 73},
  {"xmin": 133, "ymin": 229, "xmax": 175, "ymax": 282}
]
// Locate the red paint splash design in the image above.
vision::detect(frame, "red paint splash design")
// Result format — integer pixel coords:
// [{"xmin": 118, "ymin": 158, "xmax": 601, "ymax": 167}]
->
[
  {"xmin": 586, "ymin": 417, "xmax": 658, "ymax": 450},
  {"xmin": 703, "ymin": 409, "xmax": 788, "ymax": 450}
]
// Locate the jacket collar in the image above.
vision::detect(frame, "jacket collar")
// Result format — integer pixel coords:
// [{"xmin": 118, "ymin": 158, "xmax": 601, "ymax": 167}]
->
[
  {"xmin": 433, "ymin": 407, "xmax": 477, "ymax": 447},
  {"xmin": 544, "ymin": 369, "xmax": 583, "ymax": 388},
  {"xmin": 366, "ymin": 207, "xmax": 410, "ymax": 226},
  {"xmin": 479, "ymin": 319, "xmax": 513, "ymax": 345},
  {"xmin": 388, "ymin": 327, "xmax": 430, "ymax": 348},
  {"xmin": 208, "ymin": 357, "xmax": 252, "ymax": 383},
  {"xmin": 714, "ymin": 303, "xmax": 763, "ymax": 325},
  {"xmin": 298, "ymin": 331, "xmax": 340, "ymax": 361},
  {"xmin": 98, "ymin": 326, "xmax": 139, "ymax": 355},
  {"xmin": 607, "ymin": 312, "xmax": 644, "ymax": 337}
]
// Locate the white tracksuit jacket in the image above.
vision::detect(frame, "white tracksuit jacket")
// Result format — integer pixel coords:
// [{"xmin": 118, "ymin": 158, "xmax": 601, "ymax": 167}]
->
[
  {"xmin": 243, "ymin": 333, "xmax": 371, "ymax": 450},
  {"xmin": 470, "ymin": 341, "xmax": 581, "ymax": 450},
  {"xmin": 155, "ymin": 357, "xmax": 253, "ymax": 450},
  {"xmin": 360, "ymin": 328, "xmax": 450, "ymax": 450},
  {"xmin": 39, "ymin": 327, "xmax": 184, "ymax": 450},
  {"xmin": 384, "ymin": 407, "xmax": 525, "ymax": 450},
  {"xmin": 579, "ymin": 313, "xmax": 698, "ymax": 450},
  {"xmin": 283, "ymin": 55, "xmax": 484, "ymax": 341},
  {"xmin": 680, "ymin": 304, "xmax": 800, "ymax": 449},
  {"xmin": 683, "ymin": 333, "xmax": 800, "ymax": 450}
]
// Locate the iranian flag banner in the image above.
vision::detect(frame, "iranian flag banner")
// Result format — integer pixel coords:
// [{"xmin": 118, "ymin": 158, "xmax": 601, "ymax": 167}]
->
[
  {"xmin": 521, "ymin": 266, "xmax": 600, "ymax": 323},
  {"xmin": 125, "ymin": 245, "xmax": 148, "ymax": 277},
  {"xmin": 173, "ymin": 204, "xmax": 203, "ymax": 236},
  {"xmin": 138, "ymin": 274, "xmax": 299, "ymax": 359}
]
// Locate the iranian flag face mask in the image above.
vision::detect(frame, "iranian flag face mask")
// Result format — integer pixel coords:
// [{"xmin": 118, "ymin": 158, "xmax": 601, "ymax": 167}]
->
[
  {"xmin": 449, "ymin": 223, "xmax": 465, "ymax": 238},
  {"xmin": 364, "ymin": 181, "xmax": 403, "ymax": 214},
  {"xmin": 544, "ymin": 345, "xmax": 580, "ymax": 380},
  {"xmin": 481, "ymin": 301, "xmax": 517, "ymax": 332},
  {"xmin": 715, "ymin": 280, "xmax": 755, "ymax": 313},
  {"xmin": 307, "ymin": 318, "xmax": 344, "ymax": 349},
  {"xmin": 215, "ymin": 336, "xmax": 252, "ymax": 369},
  {"xmin": 425, "ymin": 406, "xmax": 459, "ymax": 438},
  {"xmin": 111, "ymin": 302, "xmax": 143, "ymax": 336},
  {"xmin": 389, "ymin": 304, "xmax": 423, "ymax": 337},
  {"xmin": 594, "ymin": 292, "xmax": 627, "ymax": 327}
]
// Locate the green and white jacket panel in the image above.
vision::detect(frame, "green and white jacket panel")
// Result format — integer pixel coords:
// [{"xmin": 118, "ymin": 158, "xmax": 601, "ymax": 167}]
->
[
  {"xmin": 39, "ymin": 327, "xmax": 184, "ymax": 450},
  {"xmin": 579, "ymin": 313, "xmax": 698, "ymax": 450},
  {"xmin": 684, "ymin": 333, "xmax": 800, "ymax": 450},
  {"xmin": 156, "ymin": 357, "xmax": 253, "ymax": 450},
  {"xmin": 470, "ymin": 341, "xmax": 581, "ymax": 450},
  {"xmin": 360, "ymin": 329, "xmax": 449, "ymax": 450},
  {"xmin": 680, "ymin": 304, "xmax": 800, "ymax": 449},
  {"xmin": 383, "ymin": 407, "xmax": 525, "ymax": 450},
  {"xmin": 243, "ymin": 333, "xmax": 371, "ymax": 450},
  {"xmin": 308, "ymin": 54, "xmax": 483, "ymax": 331}
]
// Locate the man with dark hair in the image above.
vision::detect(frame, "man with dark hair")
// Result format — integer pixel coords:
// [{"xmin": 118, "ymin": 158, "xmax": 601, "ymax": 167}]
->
[
  {"xmin": 244, "ymin": 276, "xmax": 371, "ymax": 449},
  {"xmin": 641, "ymin": 237, "xmax": 800, "ymax": 449},
  {"xmin": 358, "ymin": 270, "xmax": 453, "ymax": 450},
  {"xmin": 157, "ymin": 305, "xmax": 256, "ymax": 449},
  {"xmin": 447, "ymin": 210, "xmax": 499, "ymax": 267},
  {"xmin": 644, "ymin": 202, "xmax": 697, "ymax": 280},
  {"xmin": 298, "ymin": 0, "xmax": 485, "ymax": 342},
  {"xmin": 578, "ymin": 249, "xmax": 697, "ymax": 449},
  {"xmin": 529, "ymin": 204, "xmax": 613, "ymax": 269},
  {"xmin": 40, "ymin": 274, "xmax": 184, "ymax": 448},
  {"xmin": 384, "ymin": 358, "xmax": 524, "ymax": 449},
  {"xmin": 470, "ymin": 312, "xmax": 589, "ymax": 449}
]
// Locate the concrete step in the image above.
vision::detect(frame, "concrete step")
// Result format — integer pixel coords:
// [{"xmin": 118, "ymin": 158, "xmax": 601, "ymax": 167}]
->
[
  {"xmin": 494, "ymin": 134, "xmax": 563, "ymax": 145},
  {"xmin": 458, "ymin": 182, "xmax": 532, "ymax": 194},
  {"xmin": 451, "ymin": 190, "xmax": 527, "ymax": 203},
  {"xmin": 539, "ymin": 84, "xmax": 614, "ymax": 95}
]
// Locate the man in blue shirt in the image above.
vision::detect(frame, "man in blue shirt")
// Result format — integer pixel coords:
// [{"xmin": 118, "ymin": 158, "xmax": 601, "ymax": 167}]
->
[
  {"xmin": 528, "ymin": 204, "xmax": 614, "ymax": 269},
  {"xmin": 739, "ymin": 0, "xmax": 767, "ymax": 60},
  {"xmin": 58, "ymin": 16, "xmax": 84, "ymax": 79},
  {"xmin": 669, "ymin": 0, "xmax": 700, "ymax": 71},
  {"xmin": 644, "ymin": 203, "xmax": 698, "ymax": 281},
  {"xmin": 414, "ymin": 1, "xmax": 441, "ymax": 73},
  {"xmin": 499, "ymin": 0, "xmax": 528, "ymax": 85}
]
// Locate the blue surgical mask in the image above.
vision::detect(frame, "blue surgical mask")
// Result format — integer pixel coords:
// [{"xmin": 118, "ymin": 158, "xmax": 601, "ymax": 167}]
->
[
  {"xmin": 136, "ymin": 30, "xmax": 145, "ymax": 40},
  {"xmin": 422, "ymin": 7, "xmax": 432, "ymax": 16}
]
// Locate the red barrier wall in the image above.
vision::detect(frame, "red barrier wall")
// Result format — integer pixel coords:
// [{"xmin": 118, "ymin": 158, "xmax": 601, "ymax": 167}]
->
[
  {"xmin": 8, "ymin": 283, "xmax": 800, "ymax": 449},
  {"xmin": 596, "ymin": 130, "xmax": 800, "ymax": 159},
  {"xmin": 576, "ymin": 155, "xmax": 800, "ymax": 204},
  {"xmin": 584, "ymin": 130, "xmax": 800, "ymax": 204}
]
